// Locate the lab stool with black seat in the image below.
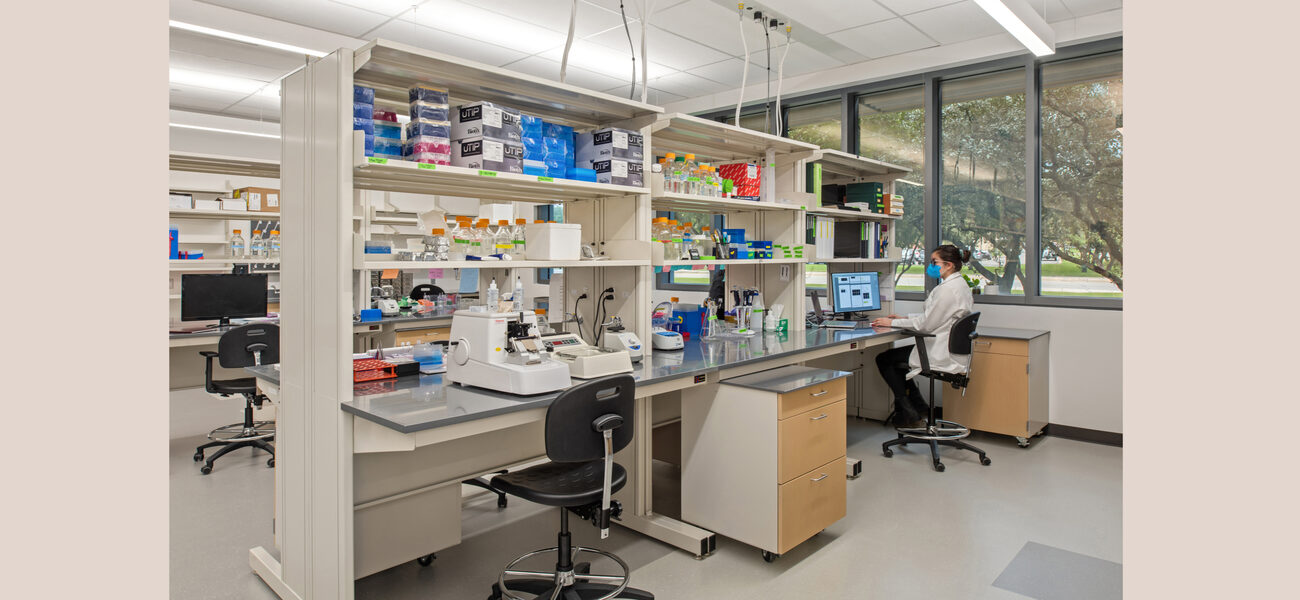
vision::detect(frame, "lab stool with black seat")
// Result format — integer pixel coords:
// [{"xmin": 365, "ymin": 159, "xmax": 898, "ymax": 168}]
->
[
  {"xmin": 486, "ymin": 374, "xmax": 653, "ymax": 600},
  {"xmin": 193, "ymin": 324, "xmax": 279, "ymax": 475},
  {"xmin": 882, "ymin": 312, "xmax": 991, "ymax": 472}
]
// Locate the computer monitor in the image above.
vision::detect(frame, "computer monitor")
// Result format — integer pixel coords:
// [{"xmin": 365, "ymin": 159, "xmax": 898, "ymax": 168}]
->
[
  {"xmin": 829, "ymin": 271, "xmax": 880, "ymax": 314},
  {"xmin": 181, "ymin": 274, "xmax": 269, "ymax": 326}
]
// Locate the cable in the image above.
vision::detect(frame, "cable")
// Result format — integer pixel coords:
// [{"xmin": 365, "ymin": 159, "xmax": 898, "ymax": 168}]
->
[
  {"xmin": 735, "ymin": 3, "xmax": 748, "ymax": 124},
  {"xmin": 620, "ymin": 1, "xmax": 637, "ymax": 99},
  {"xmin": 560, "ymin": 0, "xmax": 577, "ymax": 83},
  {"xmin": 764, "ymin": 20, "xmax": 771, "ymax": 135},
  {"xmin": 573, "ymin": 292, "xmax": 587, "ymax": 341},
  {"xmin": 775, "ymin": 26, "xmax": 791, "ymax": 134},
  {"xmin": 635, "ymin": 1, "xmax": 659, "ymax": 104}
]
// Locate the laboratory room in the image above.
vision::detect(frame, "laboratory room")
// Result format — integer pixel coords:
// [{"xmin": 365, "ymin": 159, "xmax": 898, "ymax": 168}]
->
[{"xmin": 165, "ymin": 1, "xmax": 1125, "ymax": 598}]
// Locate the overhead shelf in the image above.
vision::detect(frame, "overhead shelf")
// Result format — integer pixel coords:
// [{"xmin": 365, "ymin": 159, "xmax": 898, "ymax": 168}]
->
[
  {"xmin": 170, "ymin": 259, "xmax": 281, "ymax": 271},
  {"xmin": 658, "ymin": 258, "xmax": 805, "ymax": 267},
  {"xmin": 647, "ymin": 113, "xmax": 818, "ymax": 162},
  {"xmin": 360, "ymin": 259, "xmax": 650, "ymax": 270},
  {"xmin": 797, "ymin": 149, "xmax": 910, "ymax": 181},
  {"xmin": 169, "ymin": 152, "xmax": 280, "ymax": 179},
  {"xmin": 353, "ymin": 39, "xmax": 661, "ymax": 128},
  {"xmin": 651, "ymin": 191, "xmax": 801, "ymax": 214},
  {"xmin": 169, "ymin": 209, "xmax": 281, "ymax": 220},
  {"xmin": 805, "ymin": 206, "xmax": 900, "ymax": 221},
  {"xmin": 806, "ymin": 257, "xmax": 900, "ymax": 264},
  {"xmin": 353, "ymin": 154, "xmax": 647, "ymax": 202}
]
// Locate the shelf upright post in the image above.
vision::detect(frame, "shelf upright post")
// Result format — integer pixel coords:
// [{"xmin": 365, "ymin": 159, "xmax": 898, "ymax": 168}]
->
[{"xmin": 250, "ymin": 48, "xmax": 357, "ymax": 600}]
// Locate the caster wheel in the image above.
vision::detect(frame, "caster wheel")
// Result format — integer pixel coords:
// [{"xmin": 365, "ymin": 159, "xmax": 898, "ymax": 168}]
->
[
  {"xmin": 193, "ymin": 452, "xmax": 203, "ymax": 462},
  {"xmin": 980, "ymin": 456, "xmax": 991, "ymax": 466},
  {"xmin": 200, "ymin": 465, "xmax": 213, "ymax": 475},
  {"xmin": 882, "ymin": 449, "xmax": 893, "ymax": 458},
  {"xmin": 761, "ymin": 551, "xmax": 778, "ymax": 563},
  {"xmin": 417, "ymin": 553, "xmax": 435, "ymax": 567},
  {"xmin": 933, "ymin": 462, "xmax": 945, "ymax": 472},
  {"xmin": 497, "ymin": 496, "xmax": 508, "ymax": 509},
  {"xmin": 1016, "ymin": 437, "xmax": 1030, "ymax": 448},
  {"xmin": 267, "ymin": 458, "xmax": 275, "ymax": 468}
]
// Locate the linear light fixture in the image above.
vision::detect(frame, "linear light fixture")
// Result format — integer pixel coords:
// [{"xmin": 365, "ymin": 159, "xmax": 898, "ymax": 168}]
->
[
  {"xmin": 170, "ymin": 68, "xmax": 280, "ymax": 98},
  {"xmin": 169, "ymin": 123, "xmax": 281, "ymax": 139},
  {"xmin": 973, "ymin": 0, "xmax": 1055, "ymax": 57},
  {"xmin": 169, "ymin": 20, "xmax": 328, "ymax": 57}
]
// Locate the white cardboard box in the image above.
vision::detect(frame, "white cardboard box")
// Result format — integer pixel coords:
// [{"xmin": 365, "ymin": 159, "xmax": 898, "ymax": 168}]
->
[
  {"xmin": 169, "ymin": 193, "xmax": 192, "ymax": 209},
  {"xmin": 220, "ymin": 198, "xmax": 248, "ymax": 211},
  {"xmin": 193, "ymin": 199, "xmax": 221, "ymax": 211}
]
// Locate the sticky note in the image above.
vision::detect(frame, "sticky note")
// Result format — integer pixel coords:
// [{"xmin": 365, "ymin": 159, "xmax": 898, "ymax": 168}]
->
[
  {"xmin": 428, "ymin": 269, "xmax": 444, "ymax": 279},
  {"xmin": 381, "ymin": 269, "xmax": 399, "ymax": 279}
]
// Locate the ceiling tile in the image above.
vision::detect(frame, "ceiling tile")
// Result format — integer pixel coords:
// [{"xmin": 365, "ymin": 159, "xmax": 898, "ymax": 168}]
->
[
  {"xmin": 601, "ymin": 85, "xmax": 685, "ymax": 107},
  {"xmin": 586, "ymin": 25, "xmax": 732, "ymax": 71},
  {"xmin": 758, "ymin": 0, "xmax": 894, "ymax": 35},
  {"xmin": 828, "ymin": 18, "xmax": 938, "ymax": 59},
  {"xmin": 1060, "ymin": 0, "xmax": 1122, "ymax": 17},
  {"xmin": 687, "ymin": 58, "xmax": 766, "ymax": 88},
  {"xmin": 169, "ymin": 50, "xmax": 292, "ymax": 83},
  {"xmin": 499, "ymin": 56, "xmax": 627, "ymax": 94},
  {"xmin": 196, "ymin": 0, "xmax": 391, "ymax": 37},
  {"xmin": 875, "ymin": 0, "xmax": 964, "ymax": 15},
  {"xmin": 169, "ymin": 30, "xmax": 309, "ymax": 73},
  {"xmin": 328, "ymin": 0, "xmax": 421, "ymax": 17},
  {"xmin": 748, "ymin": 42, "xmax": 842, "ymax": 78},
  {"xmin": 537, "ymin": 40, "xmax": 674, "ymax": 80},
  {"xmin": 647, "ymin": 71, "xmax": 732, "ymax": 98},
  {"xmin": 653, "ymin": 0, "xmax": 754, "ymax": 57},
  {"xmin": 904, "ymin": 1, "xmax": 1006, "ymax": 45},
  {"xmin": 1041, "ymin": 0, "xmax": 1076, "ymax": 22},
  {"xmin": 582, "ymin": 0, "xmax": 689, "ymax": 15},
  {"xmin": 169, "ymin": 83, "xmax": 253, "ymax": 112},
  {"xmin": 403, "ymin": 2, "xmax": 568, "ymax": 55},
  {"xmin": 366, "ymin": 21, "xmax": 529, "ymax": 66},
  {"xmin": 460, "ymin": 0, "xmax": 629, "ymax": 38},
  {"xmin": 221, "ymin": 94, "xmax": 283, "ymax": 120}
]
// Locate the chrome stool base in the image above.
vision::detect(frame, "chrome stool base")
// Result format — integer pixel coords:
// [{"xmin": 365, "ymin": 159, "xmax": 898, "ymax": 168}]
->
[
  {"xmin": 495, "ymin": 546, "xmax": 641, "ymax": 600},
  {"xmin": 208, "ymin": 421, "xmax": 276, "ymax": 442}
]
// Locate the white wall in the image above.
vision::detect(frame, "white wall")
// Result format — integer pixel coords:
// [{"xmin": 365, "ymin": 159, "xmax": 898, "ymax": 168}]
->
[{"xmin": 896, "ymin": 299, "xmax": 1123, "ymax": 434}]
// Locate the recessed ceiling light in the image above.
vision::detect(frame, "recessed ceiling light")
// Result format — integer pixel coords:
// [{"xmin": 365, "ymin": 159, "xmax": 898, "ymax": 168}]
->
[
  {"xmin": 169, "ymin": 123, "xmax": 280, "ymax": 139},
  {"xmin": 170, "ymin": 20, "xmax": 328, "ymax": 57},
  {"xmin": 973, "ymin": 0, "xmax": 1055, "ymax": 57}
]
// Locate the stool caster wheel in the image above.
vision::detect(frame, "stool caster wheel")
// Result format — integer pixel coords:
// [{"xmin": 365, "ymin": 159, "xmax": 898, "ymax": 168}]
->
[
  {"xmin": 200, "ymin": 465, "xmax": 213, "ymax": 475},
  {"xmin": 267, "ymin": 458, "xmax": 275, "ymax": 468},
  {"xmin": 497, "ymin": 495, "xmax": 507, "ymax": 509},
  {"xmin": 193, "ymin": 452, "xmax": 203, "ymax": 462},
  {"xmin": 761, "ymin": 550, "xmax": 778, "ymax": 563},
  {"xmin": 882, "ymin": 448, "xmax": 893, "ymax": 458},
  {"xmin": 980, "ymin": 456, "xmax": 991, "ymax": 466},
  {"xmin": 933, "ymin": 462, "xmax": 945, "ymax": 472},
  {"xmin": 488, "ymin": 582, "xmax": 503, "ymax": 600},
  {"xmin": 417, "ymin": 553, "xmax": 435, "ymax": 567},
  {"xmin": 1016, "ymin": 436, "xmax": 1030, "ymax": 448}
]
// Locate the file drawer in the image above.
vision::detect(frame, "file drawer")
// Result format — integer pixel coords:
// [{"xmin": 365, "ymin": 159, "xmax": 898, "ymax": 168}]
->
[{"xmin": 778, "ymin": 400, "xmax": 846, "ymax": 484}]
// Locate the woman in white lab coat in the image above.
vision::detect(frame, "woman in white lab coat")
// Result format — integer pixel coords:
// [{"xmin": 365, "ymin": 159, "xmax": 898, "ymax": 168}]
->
[{"xmin": 871, "ymin": 245, "xmax": 974, "ymax": 427}]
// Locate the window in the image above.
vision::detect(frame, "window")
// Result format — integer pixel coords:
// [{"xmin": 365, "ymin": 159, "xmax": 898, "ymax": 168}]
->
[
  {"xmin": 786, "ymin": 99, "xmax": 841, "ymax": 150},
  {"xmin": 858, "ymin": 85, "xmax": 925, "ymax": 292},
  {"xmin": 940, "ymin": 68, "xmax": 1027, "ymax": 295},
  {"xmin": 724, "ymin": 111, "xmax": 771, "ymax": 134},
  {"xmin": 1040, "ymin": 52, "xmax": 1123, "ymax": 298}
]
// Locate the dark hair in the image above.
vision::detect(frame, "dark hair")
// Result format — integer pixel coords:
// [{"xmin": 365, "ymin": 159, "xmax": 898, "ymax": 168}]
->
[{"xmin": 933, "ymin": 244, "xmax": 972, "ymax": 267}]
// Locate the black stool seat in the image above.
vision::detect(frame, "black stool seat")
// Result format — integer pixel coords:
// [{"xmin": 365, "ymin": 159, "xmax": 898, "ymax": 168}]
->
[
  {"xmin": 210, "ymin": 377, "xmax": 257, "ymax": 396},
  {"xmin": 492, "ymin": 461, "xmax": 627, "ymax": 507}
]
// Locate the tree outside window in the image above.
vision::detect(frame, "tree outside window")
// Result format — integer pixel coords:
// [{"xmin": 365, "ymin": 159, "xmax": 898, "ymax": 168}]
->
[{"xmin": 857, "ymin": 86, "xmax": 925, "ymax": 292}]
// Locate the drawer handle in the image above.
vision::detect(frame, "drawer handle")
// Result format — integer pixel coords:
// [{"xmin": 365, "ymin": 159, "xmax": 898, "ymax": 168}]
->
[
  {"xmin": 973, "ymin": 341, "xmax": 992, "ymax": 347},
  {"xmin": 810, "ymin": 389, "xmax": 829, "ymax": 397},
  {"xmin": 810, "ymin": 473, "xmax": 829, "ymax": 482},
  {"xmin": 810, "ymin": 413, "xmax": 829, "ymax": 421}
]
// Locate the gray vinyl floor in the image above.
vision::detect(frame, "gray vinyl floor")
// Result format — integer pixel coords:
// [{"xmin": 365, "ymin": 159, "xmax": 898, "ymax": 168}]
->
[{"xmin": 170, "ymin": 419, "xmax": 1122, "ymax": 599}]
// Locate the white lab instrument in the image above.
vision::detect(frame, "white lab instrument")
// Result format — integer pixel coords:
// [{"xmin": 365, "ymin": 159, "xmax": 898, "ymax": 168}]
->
[
  {"xmin": 651, "ymin": 328, "xmax": 684, "ymax": 350},
  {"xmin": 446, "ymin": 310, "xmax": 571, "ymax": 395},
  {"xmin": 539, "ymin": 332, "xmax": 633, "ymax": 379},
  {"xmin": 373, "ymin": 285, "xmax": 400, "ymax": 317},
  {"xmin": 598, "ymin": 316, "xmax": 644, "ymax": 362}
]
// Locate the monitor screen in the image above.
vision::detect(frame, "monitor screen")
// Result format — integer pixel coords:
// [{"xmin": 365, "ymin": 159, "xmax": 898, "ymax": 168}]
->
[
  {"xmin": 829, "ymin": 272, "xmax": 880, "ymax": 314},
  {"xmin": 181, "ymin": 274, "xmax": 268, "ymax": 322}
]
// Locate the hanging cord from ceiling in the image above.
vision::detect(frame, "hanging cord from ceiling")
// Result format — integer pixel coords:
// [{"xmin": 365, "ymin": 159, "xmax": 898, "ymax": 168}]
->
[
  {"xmin": 762, "ymin": 14, "xmax": 771, "ymax": 135},
  {"xmin": 620, "ymin": 1, "xmax": 637, "ymax": 99},
  {"xmin": 631, "ymin": 1, "xmax": 659, "ymax": 104},
  {"xmin": 734, "ymin": 3, "xmax": 749, "ymax": 124},
  {"xmin": 774, "ymin": 25, "xmax": 791, "ymax": 135},
  {"xmin": 560, "ymin": 0, "xmax": 577, "ymax": 83}
]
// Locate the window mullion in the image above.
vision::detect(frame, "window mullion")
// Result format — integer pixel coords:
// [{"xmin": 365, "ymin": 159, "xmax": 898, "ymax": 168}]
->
[{"xmin": 1025, "ymin": 59, "xmax": 1041, "ymax": 299}]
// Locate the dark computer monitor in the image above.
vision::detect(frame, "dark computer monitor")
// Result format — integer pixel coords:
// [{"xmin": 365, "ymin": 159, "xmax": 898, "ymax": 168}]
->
[
  {"xmin": 181, "ymin": 274, "xmax": 269, "ymax": 325},
  {"xmin": 829, "ymin": 271, "xmax": 880, "ymax": 314}
]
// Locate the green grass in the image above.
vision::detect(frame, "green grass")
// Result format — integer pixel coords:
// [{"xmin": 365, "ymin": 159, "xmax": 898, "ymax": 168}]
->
[
  {"xmin": 1042, "ymin": 291, "xmax": 1123, "ymax": 298},
  {"xmin": 1039, "ymin": 264, "xmax": 1106, "ymax": 278}
]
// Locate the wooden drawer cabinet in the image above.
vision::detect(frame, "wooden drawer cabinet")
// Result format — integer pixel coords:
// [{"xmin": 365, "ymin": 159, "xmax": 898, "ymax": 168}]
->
[
  {"xmin": 393, "ymin": 327, "xmax": 450, "ymax": 346},
  {"xmin": 943, "ymin": 328, "xmax": 1049, "ymax": 445},
  {"xmin": 682, "ymin": 365, "xmax": 850, "ymax": 558}
]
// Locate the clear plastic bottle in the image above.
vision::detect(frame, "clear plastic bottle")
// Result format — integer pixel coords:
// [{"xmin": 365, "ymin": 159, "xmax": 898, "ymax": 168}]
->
[
  {"xmin": 667, "ymin": 220, "xmax": 683, "ymax": 258},
  {"xmin": 512, "ymin": 276, "xmax": 524, "ymax": 311},
  {"xmin": 229, "ymin": 228, "xmax": 247, "ymax": 258},
  {"xmin": 450, "ymin": 218, "xmax": 468, "ymax": 260},
  {"xmin": 494, "ymin": 220, "xmax": 512, "ymax": 257},
  {"xmin": 663, "ymin": 153, "xmax": 678, "ymax": 193},
  {"xmin": 673, "ymin": 155, "xmax": 687, "ymax": 194},
  {"xmin": 683, "ymin": 154, "xmax": 699, "ymax": 195},
  {"xmin": 430, "ymin": 228, "xmax": 450, "ymax": 260},
  {"xmin": 486, "ymin": 277, "xmax": 499, "ymax": 309},
  {"xmin": 512, "ymin": 218, "xmax": 527, "ymax": 258},
  {"xmin": 269, "ymin": 229, "xmax": 281, "ymax": 259},
  {"xmin": 250, "ymin": 230, "xmax": 266, "ymax": 258},
  {"xmin": 466, "ymin": 219, "xmax": 486, "ymax": 258}
]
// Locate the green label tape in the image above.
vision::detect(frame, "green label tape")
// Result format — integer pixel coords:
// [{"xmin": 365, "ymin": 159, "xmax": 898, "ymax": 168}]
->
[
  {"xmin": 417, "ymin": 163, "xmax": 437, "ymax": 170},
  {"xmin": 367, "ymin": 157, "xmax": 388, "ymax": 164},
  {"xmin": 478, "ymin": 170, "xmax": 497, "ymax": 177},
  {"xmin": 537, "ymin": 176, "xmax": 554, "ymax": 182}
]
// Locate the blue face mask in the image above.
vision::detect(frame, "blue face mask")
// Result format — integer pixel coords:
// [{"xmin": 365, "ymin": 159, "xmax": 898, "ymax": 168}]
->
[{"xmin": 925, "ymin": 264, "xmax": 943, "ymax": 280}]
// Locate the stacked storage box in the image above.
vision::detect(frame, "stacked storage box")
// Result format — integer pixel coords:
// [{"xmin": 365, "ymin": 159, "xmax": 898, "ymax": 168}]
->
[
  {"xmin": 353, "ymin": 85, "xmax": 375, "ymax": 157},
  {"xmin": 404, "ymin": 84, "xmax": 451, "ymax": 166},
  {"xmin": 520, "ymin": 115, "xmax": 547, "ymax": 176},
  {"xmin": 450, "ymin": 101, "xmax": 523, "ymax": 173},
  {"xmin": 845, "ymin": 182, "xmax": 885, "ymax": 214},
  {"xmin": 372, "ymin": 108, "xmax": 402, "ymax": 160},
  {"xmin": 576, "ymin": 128, "xmax": 643, "ymax": 186},
  {"xmin": 542, "ymin": 122, "xmax": 587, "ymax": 182},
  {"xmin": 719, "ymin": 162, "xmax": 761, "ymax": 200}
]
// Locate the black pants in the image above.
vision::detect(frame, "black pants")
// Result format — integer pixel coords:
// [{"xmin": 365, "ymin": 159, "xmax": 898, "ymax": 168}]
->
[{"xmin": 875, "ymin": 346, "xmax": 927, "ymax": 420}]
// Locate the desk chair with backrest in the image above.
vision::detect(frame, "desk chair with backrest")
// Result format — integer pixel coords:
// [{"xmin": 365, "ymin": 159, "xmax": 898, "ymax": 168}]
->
[
  {"xmin": 193, "ymin": 324, "xmax": 279, "ymax": 475},
  {"xmin": 882, "ymin": 312, "xmax": 991, "ymax": 472},
  {"xmin": 486, "ymin": 374, "xmax": 653, "ymax": 600},
  {"xmin": 409, "ymin": 284, "xmax": 444, "ymax": 301}
]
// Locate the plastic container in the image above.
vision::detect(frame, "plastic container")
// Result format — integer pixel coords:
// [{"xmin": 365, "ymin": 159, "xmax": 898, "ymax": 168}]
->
[
  {"xmin": 373, "ymin": 110, "xmax": 398, "ymax": 122},
  {"xmin": 409, "ymin": 101, "xmax": 450, "ymax": 121},
  {"xmin": 374, "ymin": 120, "xmax": 401, "ymax": 140},
  {"xmin": 511, "ymin": 218, "xmax": 527, "ymax": 258},
  {"xmin": 354, "ymin": 102, "xmax": 373, "ymax": 120},
  {"xmin": 429, "ymin": 228, "xmax": 450, "ymax": 260},
  {"xmin": 359, "ymin": 308, "xmax": 382, "ymax": 322},
  {"xmin": 250, "ymin": 230, "xmax": 266, "ymax": 258},
  {"xmin": 524, "ymin": 222, "xmax": 581, "ymax": 261},
  {"xmin": 565, "ymin": 167, "xmax": 597, "ymax": 182},
  {"xmin": 408, "ymin": 84, "xmax": 450, "ymax": 105},
  {"xmin": 269, "ymin": 230, "xmax": 281, "ymax": 259},
  {"xmin": 353, "ymin": 85, "xmax": 375, "ymax": 104},
  {"xmin": 169, "ymin": 227, "xmax": 179, "ymax": 259},
  {"xmin": 229, "ymin": 229, "xmax": 246, "ymax": 258}
]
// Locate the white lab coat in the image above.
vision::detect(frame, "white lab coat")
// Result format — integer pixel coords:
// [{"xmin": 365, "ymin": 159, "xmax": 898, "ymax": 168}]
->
[{"xmin": 892, "ymin": 273, "xmax": 974, "ymax": 379}]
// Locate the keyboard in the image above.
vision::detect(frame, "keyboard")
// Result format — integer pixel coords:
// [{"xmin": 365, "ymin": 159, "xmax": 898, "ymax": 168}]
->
[{"xmin": 823, "ymin": 320, "xmax": 873, "ymax": 329}]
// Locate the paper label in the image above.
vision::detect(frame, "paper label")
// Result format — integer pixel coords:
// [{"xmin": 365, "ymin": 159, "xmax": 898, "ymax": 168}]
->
[
  {"xmin": 428, "ymin": 269, "xmax": 444, "ymax": 279},
  {"xmin": 747, "ymin": 164, "xmax": 757, "ymax": 179},
  {"xmin": 613, "ymin": 130, "xmax": 628, "ymax": 149},
  {"xmin": 483, "ymin": 106, "xmax": 502, "ymax": 128},
  {"xmin": 267, "ymin": 194, "xmax": 279, "ymax": 207},
  {"xmin": 484, "ymin": 140, "xmax": 504, "ymax": 162},
  {"xmin": 418, "ymin": 163, "xmax": 437, "ymax": 170},
  {"xmin": 478, "ymin": 170, "xmax": 497, "ymax": 177},
  {"xmin": 537, "ymin": 176, "xmax": 554, "ymax": 182},
  {"xmin": 612, "ymin": 160, "xmax": 628, "ymax": 178},
  {"xmin": 367, "ymin": 157, "xmax": 388, "ymax": 164},
  {"xmin": 248, "ymin": 193, "xmax": 262, "ymax": 211}
]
